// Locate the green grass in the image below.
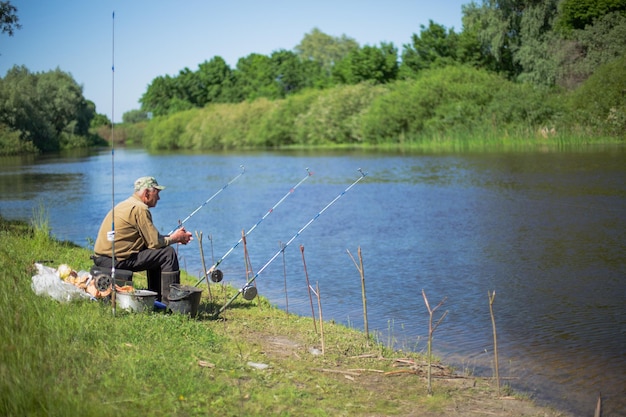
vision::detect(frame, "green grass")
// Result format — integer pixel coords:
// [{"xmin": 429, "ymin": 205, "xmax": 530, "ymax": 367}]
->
[{"xmin": 0, "ymin": 214, "xmax": 566, "ymax": 417}]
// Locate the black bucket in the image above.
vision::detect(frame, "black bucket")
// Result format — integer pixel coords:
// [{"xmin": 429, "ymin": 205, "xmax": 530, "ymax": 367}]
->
[{"xmin": 168, "ymin": 284, "xmax": 203, "ymax": 317}]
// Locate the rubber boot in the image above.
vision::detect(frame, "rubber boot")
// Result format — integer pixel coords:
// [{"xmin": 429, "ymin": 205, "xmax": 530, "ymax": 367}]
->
[
  {"xmin": 161, "ymin": 271, "xmax": 180, "ymax": 305},
  {"xmin": 146, "ymin": 269, "xmax": 162, "ymax": 301}
]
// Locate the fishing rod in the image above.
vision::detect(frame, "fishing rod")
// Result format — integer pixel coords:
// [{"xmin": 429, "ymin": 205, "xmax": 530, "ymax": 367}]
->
[
  {"xmin": 195, "ymin": 167, "xmax": 313, "ymax": 286},
  {"xmin": 213, "ymin": 168, "xmax": 367, "ymax": 318},
  {"xmin": 168, "ymin": 165, "xmax": 245, "ymax": 235},
  {"xmin": 109, "ymin": 10, "xmax": 117, "ymax": 316}
]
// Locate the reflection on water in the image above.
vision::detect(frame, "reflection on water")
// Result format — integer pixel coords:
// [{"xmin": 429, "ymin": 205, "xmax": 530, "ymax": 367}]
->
[{"xmin": 0, "ymin": 147, "xmax": 624, "ymax": 417}]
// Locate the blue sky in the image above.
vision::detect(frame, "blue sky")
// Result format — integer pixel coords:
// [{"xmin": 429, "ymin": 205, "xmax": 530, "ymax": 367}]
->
[{"xmin": 1, "ymin": 0, "xmax": 468, "ymax": 120}]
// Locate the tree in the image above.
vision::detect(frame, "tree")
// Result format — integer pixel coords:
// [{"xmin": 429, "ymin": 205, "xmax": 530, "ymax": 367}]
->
[
  {"xmin": 0, "ymin": 66, "xmax": 94, "ymax": 152},
  {"xmin": 140, "ymin": 75, "xmax": 178, "ymax": 116},
  {"xmin": 0, "ymin": 66, "xmax": 53, "ymax": 150},
  {"xmin": 270, "ymin": 49, "xmax": 309, "ymax": 95},
  {"xmin": 90, "ymin": 111, "xmax": 110, "ymax": 129},
  {"xmin": 37, "ymin": 68, "xmax": 93, "ymax": 136},
  {"xmin": 514, "ymin": 0, "xmax": 561, "ymax": 85},
  {"xmin": 556, "ymin": 0, "xmax": 626, "ymax": 32},
  {"xmin": 233, "ymin": 49, "xmax": 311, "ymax": 99},
  {"xmin": 333, "ymin": 42, "xmax": 398, "ymax": 84},
  {"xmin": 556, "ymin": 11, "xmax": 626, "ymax": 88},
  {"xmin": 196, "ymin": 56, "xmax": 235, "ymax": 104},
  {"xmin": 567, "ymin": 54, "xmax": 626, "ymax": 136},
  {"xmin": 295, "ymin": 27, "xmax": 359, "ymax": 77},
  {"xmin": 460, "ymin": 0, "xmax": 526, "ymax": 79},
  {"xmin": 0, "ymin": 1, "xmax": 20, "ymax": 37},
  {"xmin": 400, "ymin": 20, "xmax": 459, "ymax": 78},
  {"xmin": 122, "ymin": 109, "xmax": 148, "ymax": 124}
]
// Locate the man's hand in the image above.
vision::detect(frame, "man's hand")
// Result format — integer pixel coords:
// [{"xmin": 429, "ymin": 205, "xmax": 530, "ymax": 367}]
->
[{"xmin": 171, "ymin": 227, "xmax": 193, "ymax": 245}]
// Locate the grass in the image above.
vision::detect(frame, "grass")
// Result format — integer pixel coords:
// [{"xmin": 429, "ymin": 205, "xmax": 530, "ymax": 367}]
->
[{"xmin": 0, "ymin": 214, "xmax": 571, "ymax": 417}]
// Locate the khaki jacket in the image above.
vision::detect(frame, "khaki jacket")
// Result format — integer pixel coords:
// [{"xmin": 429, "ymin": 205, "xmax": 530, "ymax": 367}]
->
[{"xmin": 94, "ymin": 195, "xmax": 170, "ymax": 260}]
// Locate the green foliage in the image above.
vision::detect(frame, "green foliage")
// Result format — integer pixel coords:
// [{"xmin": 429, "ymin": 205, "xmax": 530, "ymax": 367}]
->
[
  {"xmin": 0, "ymin": 0, "xmax": 20, "ymax": 37},
  {"xmin": 333, "ymin": 42, "xmax": 399, "ymax": 85},
  {"xmin": 137, "ymin": 7, "xmax": 626, "ymax": 127},
  {"xmin": 118, "ymin": 121, "xmax": 147, "ymax": 146},
  {"xmin": 0, "ymin": 65, "xmax": 95, "ymax": 154},
  {"xmin": 565, "ymin": 12, "xmax": 626, "ymax": 86},
  {"xmin": 566, "ymin": 54, "xmax": 626, "ymax": 137},
  {"xmin": 556, "ymin": 0, "xmax": 626, "ymax": 32},
  {"xmin": 137, "ymin": 61, "xmax": 622, "ymax": 151},
  {"xmin": 196, "ymin": 56, "xmax": 236, "ymax": 104},
  {"xmin": 187, "ymin": 99, "xmax": 277, "ymax": 149},
  {"xmin": 140, "ymin": 75, "xmax": 176, "ymax": 116},
  {"xmin": 89, "ymin": 111, "xmax": 110, "ymax": 129},
  {"xmin": 0, "ymin": 123, "xmax": 37, "ymax": 155},
  {"xmin": 400, "ymin": 20, "xmax": 459, "ymax": 78},
  {"xmin": 293, "ymin": 83, "xmax": 387, "ymax": 145},
  {"xmin": 255, "ymin": 89, "xmax": 320, "ymax": 147},
  {"xmin": 142, "ymin": 109, "xmax": 198, "ymax": 151},
  {"xmin": 295, "ymin": 27, "xmax": 359, "ymax": 77},
  {"xmin": 142, "ymin": 99, "xmax": 278, "ymax": 150},
  {"xmin": 361, "ymin": 66, "xmax": 561, "ymax": 143},
  {"xmin": 122, "ymin": 109, "xmax": 149, "ymax": 124},
  {"xmin": 459, "ymin": 1, "xmax": 523, "ymax": 79},
  {"xmin": 514, "ymin": 0, "xmax": 560, "ymax": 86},
  {"xmin": 235, "ymin": 53, "xmax": 282, "ymax": 101}
]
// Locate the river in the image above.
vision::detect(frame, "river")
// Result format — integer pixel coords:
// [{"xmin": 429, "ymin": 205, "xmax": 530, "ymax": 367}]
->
[{"xmin": 1, "ymin": 146, "xmax": 624, "ymax": 416}]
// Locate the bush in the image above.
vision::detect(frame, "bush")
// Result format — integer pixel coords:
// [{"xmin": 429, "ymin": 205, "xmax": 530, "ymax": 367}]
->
[
  {"xmin": 0, "ymin": 123, "xmax": 38, "ymax": 155},
  {"xmin": 293, "ymin": 82, "xmax": 387, "ymax": 145},
  {"xmin": 566, "ymin": 54, "xmax": 626, "ymax": 137},
  {"xmin": 142, "ymin": 109, "xmax": 198, "ymax": 151},
  {"xmin": 361, "ymin": 66, "xmax": 563, "ymax": 143},
  {"xmin": 254, "ymin": 89, "xmax": 320, "ymax": 147}
]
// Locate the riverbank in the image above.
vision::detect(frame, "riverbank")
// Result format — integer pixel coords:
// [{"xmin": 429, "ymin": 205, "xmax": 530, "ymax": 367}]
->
[{"xmin": 0, "ymin": 214, "xmax": 577, "ymax": 416}]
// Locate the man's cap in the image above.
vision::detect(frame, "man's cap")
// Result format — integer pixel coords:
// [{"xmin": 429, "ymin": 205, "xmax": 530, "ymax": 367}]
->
[{"xmin": 134, "ymin": 176, "xmax": 165, "ymax": 192}]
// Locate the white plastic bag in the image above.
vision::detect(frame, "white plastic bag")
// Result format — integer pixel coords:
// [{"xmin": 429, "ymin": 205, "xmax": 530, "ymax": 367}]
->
[{"xmin": 31, "ymin": 263, "xmax": 92, "ymax": 302}]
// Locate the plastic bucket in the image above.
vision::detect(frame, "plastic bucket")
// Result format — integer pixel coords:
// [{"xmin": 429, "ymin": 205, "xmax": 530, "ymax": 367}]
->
[
  {"xmin": 168, "ymin": 284, "xmax": 203, "ymax": 317},
  {"xmin": 116, "ymin": 290, "xmax": 157, "ymax": 312}
]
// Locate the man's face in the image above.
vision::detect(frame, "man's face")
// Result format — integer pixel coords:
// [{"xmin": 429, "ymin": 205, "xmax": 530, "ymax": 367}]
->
[{"xmin": 144, "ymin": 188, "xmax": 161, "ymax": 208}]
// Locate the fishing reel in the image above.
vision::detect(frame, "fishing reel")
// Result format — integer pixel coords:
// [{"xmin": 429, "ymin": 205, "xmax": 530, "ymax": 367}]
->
[
  {"xmin": 242, "ymin": 284, "xmax": 257, "ymax": 301},
  {"xmin": 90, "ymin": 266, "xmax": 134, "ymax": 290},
  {"xmin": 210, "ymin": 269, "xmax": 223, "ymax": 283},
  {"xmin": 93, "ymin": 273, "xmax": 113, "ymax": 292}
]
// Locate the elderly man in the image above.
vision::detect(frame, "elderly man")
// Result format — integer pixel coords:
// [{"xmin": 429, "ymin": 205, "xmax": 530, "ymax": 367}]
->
[{"xmin": 93, "ymin": 176, "xmax": 192, "ymax": 304}]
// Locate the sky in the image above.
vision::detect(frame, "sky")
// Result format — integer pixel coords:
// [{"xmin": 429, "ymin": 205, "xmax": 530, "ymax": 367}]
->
[{"xmin": 0, "ymin": 0, "xmax": 468, "ymax": 120}]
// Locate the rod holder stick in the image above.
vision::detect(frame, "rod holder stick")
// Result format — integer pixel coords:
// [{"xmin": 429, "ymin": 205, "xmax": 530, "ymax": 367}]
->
[
  {"xmin": 213, "ymin": 168, "xmax": 367, "ymax": 318},
  {"xmin": 196, "ymin": 231, "xmax": 212, "ymax": 302},
  {"xmin": 301, "ymin": 245, "xmax": 317, "ymax": 333}
]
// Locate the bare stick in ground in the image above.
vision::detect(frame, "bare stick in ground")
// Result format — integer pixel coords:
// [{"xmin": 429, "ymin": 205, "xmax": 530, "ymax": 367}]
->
[
  {"xmin": 280, "ymin": 241, "xmax": 288, "ymax": 313},
  {"xmin": 422, "ymin": 289, "xmax": 448, "ymax": 396},
  {"xmin": 347, "ymin": 246, "xmax": 368, "ymax": 339},
  {"xmin": 488, "ymin": 290, "xmax": 500, "ymax": 396},
  {"xmin": 311, "ymin": 282, "xmax": 325, "ymax": 355},
  {"xmin": 195, "ymin": 231, "xmax": 212, "ymax": 303},
  {"xmin": 208, "ymin": 234, "xmax": 215, "ymax": 264},
  {"xmin": 300, "ymin": 245, "xmax": 317, "ymax": 333},
  {"xmin": 241, "ymin": 230, "xmax": 259, "ymax": 308}
]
